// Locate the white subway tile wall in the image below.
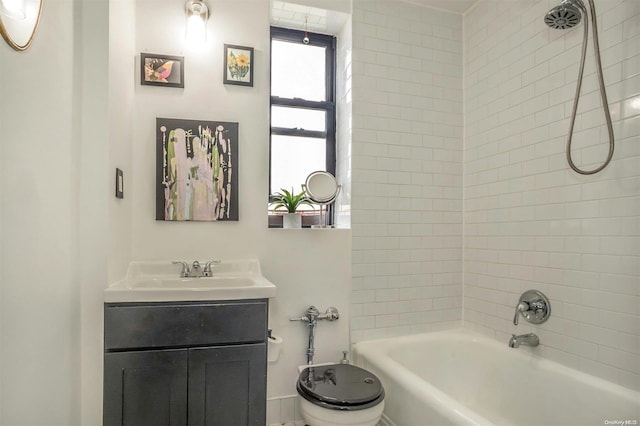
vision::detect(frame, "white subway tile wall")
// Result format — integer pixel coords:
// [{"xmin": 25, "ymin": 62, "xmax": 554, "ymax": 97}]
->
[
  {"xmin": 351, "ymin": 0, "xmax": 464, "ymax": 342},
  {"xmin": 336, "ymin": 18, "xmax": 353, "ymax": 228},
  {"xmin": 464, "ymin": 0, "xmax": 640, "ymax": 390}
]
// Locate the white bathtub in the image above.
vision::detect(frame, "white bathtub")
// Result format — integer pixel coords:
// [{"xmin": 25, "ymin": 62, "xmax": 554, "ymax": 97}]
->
[{"xmin": 353, "ymin": 329, "xmax": 640, "ymax": 426}]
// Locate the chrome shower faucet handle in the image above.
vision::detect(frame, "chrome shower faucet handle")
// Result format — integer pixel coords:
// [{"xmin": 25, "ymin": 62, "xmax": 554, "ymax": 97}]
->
[{"xmin": 513, "ymin": 290, "xmax": 551, "ymax": 325}]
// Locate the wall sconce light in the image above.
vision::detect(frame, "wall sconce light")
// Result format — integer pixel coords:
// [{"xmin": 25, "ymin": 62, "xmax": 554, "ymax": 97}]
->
[
  {"xmin": 185, "ymin": 0, "xmax": 208, "ymax": 49},
  {"xmin": 0, "ymin": 0, "xmax": 25, "ymax": 20}
]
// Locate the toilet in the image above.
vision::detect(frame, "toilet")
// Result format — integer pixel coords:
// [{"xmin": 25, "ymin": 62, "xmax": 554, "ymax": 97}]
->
[{"xmin": 296, "ymin": 363, "xmax": 385, "ymax": 426}]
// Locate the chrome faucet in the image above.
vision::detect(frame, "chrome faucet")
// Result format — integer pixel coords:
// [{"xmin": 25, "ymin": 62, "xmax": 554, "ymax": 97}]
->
[
  {"xmin": 172, "ymin": 261, "xmax": 191, "ymax": 277},
  {"xmin": 509, "ymin": 333, "xmax": 540, "ymax": 348},
  {"xmin": 191, "ymin": 260, "xmax": 203, "ymax": 277},
  {"xmin": 172, "ymin": 260, "xmax": 221, "ymax": 278},
  {"xmin": 203, "ymin": 260, "xmax": 221, "ymax": 277},
  {"xmin": 290, "ymin": 305, "xmax": 340, "ymax": 365}
]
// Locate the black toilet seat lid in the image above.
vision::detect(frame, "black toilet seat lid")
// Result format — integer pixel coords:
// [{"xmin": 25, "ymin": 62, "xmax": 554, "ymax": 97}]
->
[{"xmin": 297, "ymin": 364, "xmax": 384, "ymax": 407}]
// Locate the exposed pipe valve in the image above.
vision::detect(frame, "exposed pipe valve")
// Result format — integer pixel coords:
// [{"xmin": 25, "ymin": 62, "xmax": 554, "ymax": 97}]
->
[{"xmin": 290, "ymin": 305, "xmax": 340, "ymax": 365}]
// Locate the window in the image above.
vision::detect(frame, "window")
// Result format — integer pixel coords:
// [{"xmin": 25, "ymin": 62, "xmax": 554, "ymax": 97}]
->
[{"xmin": 270, "ymin": 27, "xmax": 336, "ymax": 218}]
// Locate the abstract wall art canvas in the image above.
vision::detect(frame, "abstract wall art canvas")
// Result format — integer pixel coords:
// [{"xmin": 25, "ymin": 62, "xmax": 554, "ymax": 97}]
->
[{"xmin": 156, "ymin": 118, "xmax": 239, "ymax": 221}]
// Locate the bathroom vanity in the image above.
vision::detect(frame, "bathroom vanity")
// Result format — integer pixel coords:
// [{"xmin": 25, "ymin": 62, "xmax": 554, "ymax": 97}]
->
[{"xmin": 103, "ymin": 260, "xmax": 276, "ymax": 426}]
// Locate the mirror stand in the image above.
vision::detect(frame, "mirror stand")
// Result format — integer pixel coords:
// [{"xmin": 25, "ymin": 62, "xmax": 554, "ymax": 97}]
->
[
  {"xmin": 303, "ymin": 171, "xmax": 341, "ymax": 229},
  {"xmin": 310, "ymin": 187, "xmax": 341, "ymax": 229},
  {"xmin": 312, "ymin": 204, "xmax": 329, "ymax": 229}
]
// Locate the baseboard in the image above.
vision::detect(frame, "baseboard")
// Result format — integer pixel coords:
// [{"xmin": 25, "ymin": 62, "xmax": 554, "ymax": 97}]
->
[{"xmin": 267, "ymin": 395, "xmax": 302, "ymax": 425}]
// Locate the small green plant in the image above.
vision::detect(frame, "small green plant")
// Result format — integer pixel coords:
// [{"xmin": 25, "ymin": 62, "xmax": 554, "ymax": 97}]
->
[{"xmin": 270, "ymin": 188, "xmax": 313, "ymax": 213}]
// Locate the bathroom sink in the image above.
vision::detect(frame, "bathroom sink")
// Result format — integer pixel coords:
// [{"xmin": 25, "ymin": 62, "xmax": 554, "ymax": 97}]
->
[
  {"xmin": 132, "ymin": 276, "xmax": 254, "ymax": 289},
  {"xmin": 104, "ymin": 259, "xmax": 277, "ymax": 302}
]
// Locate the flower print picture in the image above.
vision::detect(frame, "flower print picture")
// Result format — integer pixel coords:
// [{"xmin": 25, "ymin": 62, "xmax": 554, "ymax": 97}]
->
[
  {"xmin": 156, "ymin": 118, "xmax": 239, "ymax": 221},
  {"xmin": 224, "ymin": 44, "xmax": 254, "ymax": 87},
  {"xmin": 141, "ymin": 53, "xmax": 184, "ymax": 88}
]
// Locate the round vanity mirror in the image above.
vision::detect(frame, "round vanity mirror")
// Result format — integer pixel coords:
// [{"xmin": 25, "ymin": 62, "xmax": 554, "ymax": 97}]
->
[
  {"xmin": 304, "ymin": 171, "xmax": 339, "ymax": 204},
  {"xmin": 0, "ymin": 0, "xmax": 43, "ymax": 51}
]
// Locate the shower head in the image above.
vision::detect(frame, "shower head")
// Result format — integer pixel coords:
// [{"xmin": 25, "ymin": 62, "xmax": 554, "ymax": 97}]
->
[{"xmin": 544, "ymin": 0, "xmax": 582, "ymax": 29}]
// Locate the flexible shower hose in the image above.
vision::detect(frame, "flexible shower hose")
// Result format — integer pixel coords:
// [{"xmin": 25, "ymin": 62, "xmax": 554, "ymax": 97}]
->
[{"xmin": 565, "ymin": 0, "xmax": 615, "ymax": 175}]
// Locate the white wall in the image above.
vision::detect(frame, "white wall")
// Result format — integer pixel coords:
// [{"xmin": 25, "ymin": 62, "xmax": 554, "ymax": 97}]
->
[
  {"xmin": 463, "ymin": 0, "xmax": 640, "ymax": 391},
  {"xmin": 0, "ymin": 1, "xmax": 113, "ymax": 423},
  {"xmin": 132, "ymin": 0, "xmax": 351, "ymax": 399},
  {"xmin": 0, "ymin": 27, "xmax": 3, "ymax": 424},
  {"xmin": 350, "ymin": 0, "xmax": 464, "ymax": 342},
  {"xmin": 108, "ymin": 0, "xmax": 135, "ymax": 286},
  {"xmin": 0, "ymin": 22, "xmax": 3, "ymax": 424},
  {"xmin": 78, "ymin": 0, "xmax": 111, "ymax": 419},
  {"xmin": 0, "ymin": 0, "xmax": 81, "ymax": 423},
  {"xmin": 74, "ymin": 0, "xmax": 137, "ymax": 423}
]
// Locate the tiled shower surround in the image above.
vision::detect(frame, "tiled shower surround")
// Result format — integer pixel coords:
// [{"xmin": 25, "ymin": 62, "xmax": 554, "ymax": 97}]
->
[
  {"xmin": 350, "ymin": 0, "xmax": 639, "ymax": 392},
  {"xmin": 350, "ymin": 0, "xmax": 464, "ymax": 342},
  {"xmin": 463, "ymin": 0, "xmax": 639, "ymax": 390}
]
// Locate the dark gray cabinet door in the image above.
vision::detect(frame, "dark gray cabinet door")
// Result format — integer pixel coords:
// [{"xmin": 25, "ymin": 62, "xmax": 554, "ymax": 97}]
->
[
  {"xmin": 104, "ymin": 349, "xmax": 188, "ymax": 426},
  {"xmin": 188, "ymin": 343, "xmax": 267, "ymax": 426}
]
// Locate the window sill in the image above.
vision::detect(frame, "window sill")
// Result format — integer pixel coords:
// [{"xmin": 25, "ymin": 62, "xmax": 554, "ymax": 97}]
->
[
  {"xmin": 268, "ymin": 225, "xmax": 348, "ymax": 229},
  {"xmin": 267, "ymin": 212, "xmax": 349, "ymax": 229}
]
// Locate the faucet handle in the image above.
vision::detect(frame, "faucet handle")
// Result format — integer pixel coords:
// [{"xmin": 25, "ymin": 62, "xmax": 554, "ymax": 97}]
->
[
  {"xmin": 291, "ymin": 306, "xmax": 340, "ymax": 322},
  {"xmin": 319, "ymin": 307, "xmax": 340, "ymax": 321},
  {"xmin": 513, "ymin": 290, "xmax": 551, "ymax": 325},
  {"xmin": 172, "ymin": 261, "xmax": 190, "ymax": 278},
  {"xmin": 513, "ymin": 301, "xmax": 529, "ymax": 325},
  {"xmin": 203, "ymin": 260, "xmax": 221, "ymax": 277}
]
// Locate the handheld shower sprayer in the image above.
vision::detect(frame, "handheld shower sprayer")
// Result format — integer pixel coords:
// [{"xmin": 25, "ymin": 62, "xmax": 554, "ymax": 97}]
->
[{"xmin": 544, "ymin": 0, "xmax": 615, "ymax": 175}]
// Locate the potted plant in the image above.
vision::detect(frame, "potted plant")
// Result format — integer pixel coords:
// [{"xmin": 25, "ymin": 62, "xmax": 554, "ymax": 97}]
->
[{"xmin": 270, "ymin": 188, "xmax": 313, "ymax": 228}]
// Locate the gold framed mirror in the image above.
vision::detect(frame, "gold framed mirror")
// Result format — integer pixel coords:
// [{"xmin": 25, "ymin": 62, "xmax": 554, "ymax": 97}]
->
[{"xmin": 0, "ymin": 0, "xmax": 42, "ymax": 51}]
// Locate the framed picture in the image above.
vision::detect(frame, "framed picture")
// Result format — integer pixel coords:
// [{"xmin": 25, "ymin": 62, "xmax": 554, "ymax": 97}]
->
[
  {"xmin": 141, "ymin": 53, "xmax": 184, "ymax": 88},
  {"xmin": 223, "ymin": 44, "xmax": 254, "ymax": 87},
  {"xmin": 156, "ymin": 118, "xmax": 239, "ymax": 221}
]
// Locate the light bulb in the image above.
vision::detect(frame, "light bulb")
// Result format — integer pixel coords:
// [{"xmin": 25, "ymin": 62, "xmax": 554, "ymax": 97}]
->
[
  {"xmin": 186, "ymin": 15, "xmax": 206, "ymax": 48},
  {"xmin": 185, "ymin": 0, "xmax": 208, "ymax": 50}
]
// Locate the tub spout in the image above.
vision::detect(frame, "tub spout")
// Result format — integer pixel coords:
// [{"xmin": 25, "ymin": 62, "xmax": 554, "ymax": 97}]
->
[{"xmin": 509, "ymin": 333, "xmax": 539, "ymax": 348}]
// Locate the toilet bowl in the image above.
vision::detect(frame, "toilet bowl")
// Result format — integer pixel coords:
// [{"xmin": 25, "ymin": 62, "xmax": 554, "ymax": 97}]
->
[{"xmin": 296, "ymin": 363, "xmax": 385, "ymax": 426}]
